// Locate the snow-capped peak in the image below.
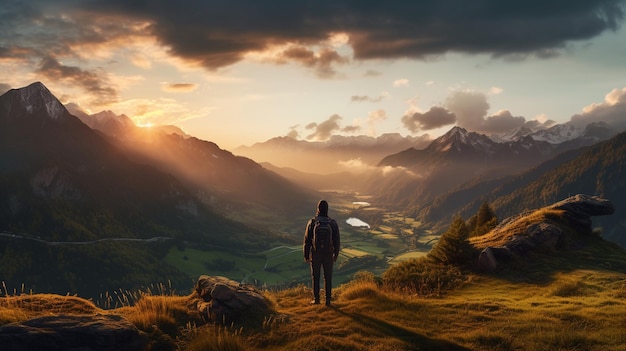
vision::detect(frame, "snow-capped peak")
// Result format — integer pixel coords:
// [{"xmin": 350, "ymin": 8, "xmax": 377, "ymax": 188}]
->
[
  {"xmin": 490, "ymin": 126, "xmax": 534, "ymax": 143},
  {"xmin": 428, "ymin": 126, "xmax": 495, "ymax": 154},
  {"xmin": 529, "ymin": 123, "xmax": 582, "ymax": 144}
]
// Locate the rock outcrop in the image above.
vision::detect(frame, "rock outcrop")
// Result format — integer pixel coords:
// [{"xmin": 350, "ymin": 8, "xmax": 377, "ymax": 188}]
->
[
  {"xmin": 193, "ymin": 275, "xmax": 273, "ymax": 325},
  {"xmin": 0, "ymin": 314, "xmax": 147, "ymax": 351},
  {"xmin": 476, "ymin": 194, "xmax": 615, "ymax": 272}
]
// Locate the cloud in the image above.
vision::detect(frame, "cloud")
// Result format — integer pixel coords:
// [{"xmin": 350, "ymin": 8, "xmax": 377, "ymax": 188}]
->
[
  {"xmin": 523, "ymin": 118, "xmax": 557, "ymax": 131},
  {"xmin": 364, "ymin": 70, "xmax": 382, "ymax": 77},
  {"xmin": 286, "ymin": 129, "xmax": 299, "ymax": 139},
  {"xmin": 367, "ymin": 109, "xmax": 388, "ymax": 124},
  {"xmin": 483, "ymin": 110, "xmax": 526, "ymax": 133},
  {"xmin": 161, "ymin": 82, "xmax": 198, "ymax": 93},
  {"xmin": 36, "ymin": 56, "xmax": 118, "ymax": 106},
  {"xmin": 444, "ymin": 91, "xmax": 491, "ymax": 131},
  {"xmin": 306, "ymin": 114, "xmax": 343, "ymax": 141},
  {"xmin": 571, "ymin": 87, "xmax": 626, "ymax": 132},
  {"xmin": 337, "ymin": 158, "xmax": 372, "ymax": 172},
  {"xmin": 351, "ymin": 92, "xmax": 388, "ymax": 102},
  {"xmin": 342, "ymin": 124, "xmax": 361, "ymax": 133},
  {"xmin": 85, "ymin": 1, "xmax": 623, "ymax": 68},
  {"xmin": 111, "ymin": 97, "xmax": 209, "ymax": 126},
  {"xmin": 410, "ymin": 90, "xmax": 535, "ymax": 134},
  {"xmin": 271, "ymin": 45, "xmax": 349, "ymax": 78},
  {"xmin": 393, "ymin": 79, "xmax": 410, "ymax": 87},
  {"xmin": 2, "ymin": 1, "xmax": 625, "ymax": 112},
  {"xmin": 489, "ymin": 86, "xmax": 503, "ymax": 95},
  {"xmin": 402, "ymin": 106, "xmax": 456, "ymax": 133},
  {"xmin": 3, "ymin": 1, "xmax": 624, "ymax": 84}
]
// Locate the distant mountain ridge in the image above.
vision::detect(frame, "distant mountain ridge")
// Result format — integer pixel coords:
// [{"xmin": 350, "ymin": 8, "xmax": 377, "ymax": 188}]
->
[
  {"xmin": 233, "ymin": 133, "xmax": 431, "ymax": 174},
  {"xmin": 414, "ymin": 130, "xmax": 626, "ymax": 248},
  {"xmin": 380, "ymin": 124, "xmax": 612, "ymax": 169}
]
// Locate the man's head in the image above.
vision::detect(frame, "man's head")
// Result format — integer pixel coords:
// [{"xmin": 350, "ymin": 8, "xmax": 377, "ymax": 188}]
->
[{"xmin": 316, "ymin": 200, "xmax": 328, "ymax": 217}]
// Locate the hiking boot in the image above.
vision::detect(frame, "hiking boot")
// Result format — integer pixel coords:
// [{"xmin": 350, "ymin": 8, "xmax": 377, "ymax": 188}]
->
[{"xmin": 310, "ymin": 300, "xmax": 320, "ymax": 305}]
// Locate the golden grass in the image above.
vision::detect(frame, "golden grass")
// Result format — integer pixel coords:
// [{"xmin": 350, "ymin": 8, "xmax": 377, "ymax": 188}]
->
[
  {"xmin": 183, "ymin": 324, "xmax": 248, "ymax": 351},
  {"xmin": 1, "ymin": 269, "xmax": 624, "ymax": 351},
  {"xmin": 2, "ymin": 233, "xmax": 625, "ymax": 351},
  {"xmin": 0, "ymin": 293, "xmax": 101, "ymax": 324},
  {"xmin": 470, "ymin": 208, "xmax": 567, "ymax": 249},
  {"xmin": 114, "ymin": 294, "xmax": 198, "ymax": 337}
]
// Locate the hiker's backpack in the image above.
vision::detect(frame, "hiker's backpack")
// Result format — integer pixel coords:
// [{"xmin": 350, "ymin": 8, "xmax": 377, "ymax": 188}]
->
[{"xmin": 312, "ymin": 216, "xmax": 334, "ymax": 253}]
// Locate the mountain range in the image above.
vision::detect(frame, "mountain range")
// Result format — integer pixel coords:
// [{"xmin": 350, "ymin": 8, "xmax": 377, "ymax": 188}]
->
[
  {"xmin": 2, "ymin": 81, "xmax": 625, "ymax": 298},
  {"xmin": 0, "ymin": 82, "xmax": 315, "ymax": 297}
]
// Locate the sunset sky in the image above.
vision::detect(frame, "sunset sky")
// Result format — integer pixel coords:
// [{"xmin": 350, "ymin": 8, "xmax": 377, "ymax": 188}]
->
[{"xmin": 1, "ymin": 0, "xmax": 626, "ymax": 149}]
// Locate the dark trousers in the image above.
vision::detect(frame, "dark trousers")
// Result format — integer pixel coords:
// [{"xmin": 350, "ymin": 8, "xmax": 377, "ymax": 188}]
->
[{"xmin": 310, "ymin": 252, "xmax": 334, "ymax": 302}]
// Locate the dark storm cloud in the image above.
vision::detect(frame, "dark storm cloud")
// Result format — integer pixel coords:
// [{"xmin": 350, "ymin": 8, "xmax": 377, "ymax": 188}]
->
[
  {"xmin": 402, "ymin": 107, "xmax": 457, "ymax": 133},
  {"xmin": 0, "ymin": 0, "xmax": 146, "ymax": 104},
  {"xmin": 2, "ymin": 0, "xmax": 625, "ymax": 91},
  {"xmin": 77, "ymin": 0, "xmax": 625, "ymax": 70}
]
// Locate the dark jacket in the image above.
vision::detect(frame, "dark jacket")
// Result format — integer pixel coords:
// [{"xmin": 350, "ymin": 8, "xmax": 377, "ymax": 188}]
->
[{"xmin": 304, "ymin": 215, "xmax": 340, "ymax": 260}]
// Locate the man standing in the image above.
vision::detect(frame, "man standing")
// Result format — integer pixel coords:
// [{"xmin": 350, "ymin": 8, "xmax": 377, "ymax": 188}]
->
[{"xmin": 304, "ymin": 200, "xmax": 340, "ymax": 306}]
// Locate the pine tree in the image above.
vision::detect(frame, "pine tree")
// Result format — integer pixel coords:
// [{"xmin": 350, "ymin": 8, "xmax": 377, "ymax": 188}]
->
[
  {"xmin": 429, "ymin": 216, "xmax": 476, "ymax": 265},
  {"xmin": 469, "ymin": 202, "xmax": 498, "ymax": 237}
]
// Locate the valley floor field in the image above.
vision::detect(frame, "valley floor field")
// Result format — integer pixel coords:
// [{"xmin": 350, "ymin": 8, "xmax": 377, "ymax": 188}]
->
[{"xmin": 164, "ymin": 191, "xmax": 437, "ymax": 288}]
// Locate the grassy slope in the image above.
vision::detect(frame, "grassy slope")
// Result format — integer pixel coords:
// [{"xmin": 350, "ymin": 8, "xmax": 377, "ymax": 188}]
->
[
  {"xmin": 2, "ymin": 209, "xmax": 625, "ymax": 350},
  {"xmin": 2, "ymin": 256, "xmax": 625, "ymax": 351}
]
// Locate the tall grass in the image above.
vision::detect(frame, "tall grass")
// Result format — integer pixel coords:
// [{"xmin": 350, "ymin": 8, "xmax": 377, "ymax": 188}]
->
[{"xmin": 182, "ymin": 324, "xmax": 247, "ymax": 351}]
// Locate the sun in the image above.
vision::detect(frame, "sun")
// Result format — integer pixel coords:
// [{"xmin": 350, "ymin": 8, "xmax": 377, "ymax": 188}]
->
[{"xmin": 137, "ymin": 122, "xmax": 154, "ymax": 128}]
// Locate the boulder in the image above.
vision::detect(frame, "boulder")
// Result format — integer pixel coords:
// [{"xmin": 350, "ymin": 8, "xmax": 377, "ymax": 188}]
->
[
  {"xmin": 0, "ymin": 314, "xmax": 148, "ymax": 351},
  {"xmin": 477, "ymin": 247, "xmax": 498, "ymax": 272},
  {"xmin": 506, "ymin": 223, "xmax": 564, "ymax": 256},
  {"xmin": 193, "ymin": 275, "xmax": 273, "ymax": 325}
]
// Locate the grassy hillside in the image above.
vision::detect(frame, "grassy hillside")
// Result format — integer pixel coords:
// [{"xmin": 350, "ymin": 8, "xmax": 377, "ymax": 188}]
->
[
  {"xmin": 2, "ymin": 262, "xmax": 624, "ymax": 350},
  {"xmin": 3, "ymin": 213, "xmax": 625, "ymax": 350},
  {"xmin": 3, "ymin": 189, "xmax": 625, "ymax": 350}
]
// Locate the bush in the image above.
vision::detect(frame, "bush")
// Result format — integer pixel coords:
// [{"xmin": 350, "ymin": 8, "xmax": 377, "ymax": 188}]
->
[{"xmin": 383, "ymin": 257, "xmax": 467, "ymax": 296}]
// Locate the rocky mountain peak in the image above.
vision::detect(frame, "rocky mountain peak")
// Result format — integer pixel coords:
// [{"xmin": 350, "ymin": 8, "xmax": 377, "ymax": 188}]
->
[
  {"xmin": 0, "ymin": 82, "xmax": 69, "ymax": 121},
  {"xmin": 427, "ymin": 126, "xmax": 494, "ymax": 155}
]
